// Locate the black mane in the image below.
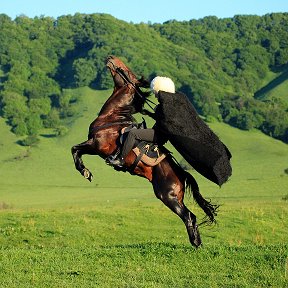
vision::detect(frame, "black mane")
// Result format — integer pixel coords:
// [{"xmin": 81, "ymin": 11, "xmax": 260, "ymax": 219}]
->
[{"xmin": 131, "ymin": 76, "xmax": 152, "ymax": 113}]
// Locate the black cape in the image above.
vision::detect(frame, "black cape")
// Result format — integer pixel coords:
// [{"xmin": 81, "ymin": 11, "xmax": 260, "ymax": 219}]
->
[{"xmin": 155, "ymin": 91, "xmax": 232, "ymax": 186}]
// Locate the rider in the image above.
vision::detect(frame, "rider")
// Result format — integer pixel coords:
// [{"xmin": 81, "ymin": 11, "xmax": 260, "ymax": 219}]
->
[{"xmin": 107, "ymin": 76, "xmax": 175, "ymax": 168}]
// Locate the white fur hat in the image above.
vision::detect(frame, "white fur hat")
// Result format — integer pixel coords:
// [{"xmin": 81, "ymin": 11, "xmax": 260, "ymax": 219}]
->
[{"xmin": 150, "ymin": 76, "xmax": 175, "ymax": 94}]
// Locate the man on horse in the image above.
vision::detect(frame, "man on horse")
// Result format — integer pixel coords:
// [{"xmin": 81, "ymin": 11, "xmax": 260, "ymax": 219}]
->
[
  {"xmin": 72, "ymin": 56, "xmax": 229, "ymax": 247},
  {"xmin": 108, "ymin": 75, "xmax": 232, "ymax": 186}
]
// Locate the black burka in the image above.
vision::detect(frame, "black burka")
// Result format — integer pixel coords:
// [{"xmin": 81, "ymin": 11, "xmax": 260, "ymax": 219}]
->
[{"xmin": 155, "ymin": 91, "xmax": 232, "ymax": 186}]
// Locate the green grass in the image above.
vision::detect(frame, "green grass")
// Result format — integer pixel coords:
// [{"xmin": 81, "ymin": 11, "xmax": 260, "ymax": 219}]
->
[
  {"xmin": 255, "ymin": 69, "xmax": 288, "ymax": 103},
  {"xmin": 262, "ymin": 79, "xmax": 288, "ymax": 103},
  {"xmin": 0, "ymin": 87, "xmax": 288, "ymax": 287},
  {"xmin": 0, "ymin": 204, "xmax": 287, "ymax": 287}
]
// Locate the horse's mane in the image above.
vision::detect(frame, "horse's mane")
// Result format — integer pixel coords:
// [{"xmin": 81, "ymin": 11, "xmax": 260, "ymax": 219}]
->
[{"xmin": 132, "ymin": 76, "xmax": 152, "ymax": 113}]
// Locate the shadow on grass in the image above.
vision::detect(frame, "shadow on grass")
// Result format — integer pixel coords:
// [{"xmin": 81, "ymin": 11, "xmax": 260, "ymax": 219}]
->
[{"xmin": 40, "ymin": 133, "xmax": 57, "ymax": 138}]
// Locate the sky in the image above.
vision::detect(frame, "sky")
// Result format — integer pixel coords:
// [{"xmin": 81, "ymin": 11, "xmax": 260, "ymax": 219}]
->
[{"xmin": 1, "ymin": 0, "xmax": 288, "ymax": 23}]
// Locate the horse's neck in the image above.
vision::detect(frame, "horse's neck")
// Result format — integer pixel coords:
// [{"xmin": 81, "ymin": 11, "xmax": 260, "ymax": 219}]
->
[
  {"xmin": 98, "ymin": 108, "xmax": 133, "ymax": 123},
  {"xmin": 97, "ymin": 88, "xmax": 134, "ymax": 122}
]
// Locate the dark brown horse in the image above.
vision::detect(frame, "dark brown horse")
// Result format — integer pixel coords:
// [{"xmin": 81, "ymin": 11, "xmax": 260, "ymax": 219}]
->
[{"xmin": 71, "ymin": 55, "xmax": 217, "ymax": 247}]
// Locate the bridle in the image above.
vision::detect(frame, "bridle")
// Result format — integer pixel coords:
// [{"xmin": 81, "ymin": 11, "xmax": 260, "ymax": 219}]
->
[
  {"xmin": 89, "ymin": 63, "xmax": 151, "ymax": 134},
  {"xmin": 107, "ymin": 59, "xmax": 156, "ymax": 110}
]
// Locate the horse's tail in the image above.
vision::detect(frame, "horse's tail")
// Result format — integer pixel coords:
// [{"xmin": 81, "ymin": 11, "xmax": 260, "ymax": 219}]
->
[{"xmin": 184, "ymin": 171, "xmax": 219, "ymax": 225}]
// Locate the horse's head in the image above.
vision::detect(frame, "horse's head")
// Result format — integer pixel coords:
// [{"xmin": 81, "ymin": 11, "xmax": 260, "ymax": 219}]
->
[
  {"xmin": 105, "ymin": 55, "xmax": 150, "ymax": 114},
  {"xmin": 106, "ymin": 55, "xmax": 150, "ymax": 89},
  {"xmin": 106, "ymin": 55, "xmax": 138, "ymax": 88}
]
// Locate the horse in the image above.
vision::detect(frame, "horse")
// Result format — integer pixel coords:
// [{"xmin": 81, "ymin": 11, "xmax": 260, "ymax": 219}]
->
[{"xmin": 71, "ymin": 55, "xmax": 218, "ymax": 247}]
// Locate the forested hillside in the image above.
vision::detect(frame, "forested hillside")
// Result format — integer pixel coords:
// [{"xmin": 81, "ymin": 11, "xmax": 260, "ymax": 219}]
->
[{"xmin": 0, "ymin": 13, "xmax": 287, "ymax": 143}]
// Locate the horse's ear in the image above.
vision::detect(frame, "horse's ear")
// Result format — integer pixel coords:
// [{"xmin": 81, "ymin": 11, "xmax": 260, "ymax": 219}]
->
[{"xmin": 137, "ymin": 76, "xmax": 150, "ymax": 88}]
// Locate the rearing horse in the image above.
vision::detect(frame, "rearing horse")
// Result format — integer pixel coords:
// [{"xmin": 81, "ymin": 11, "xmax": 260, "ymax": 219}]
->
[{"xmin": 71, "ymin": 55, "xmax": 217, "ymax": 247}]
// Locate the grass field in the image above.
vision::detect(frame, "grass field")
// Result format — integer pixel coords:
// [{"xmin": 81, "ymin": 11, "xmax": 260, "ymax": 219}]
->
[
  {"xmin": 255, "ymin": 69, "xmax": 288, "ymax": 103},
  {"xmin": 0, "ymin": 87, "xmax": 287, "ymax": 287}
]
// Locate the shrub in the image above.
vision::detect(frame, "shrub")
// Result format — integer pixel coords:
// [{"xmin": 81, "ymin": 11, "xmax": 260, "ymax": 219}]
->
[
  {"xmin": 19, "ymin": 135, "xmax": 39, "ymax": 147},
  {"xmin": 54, "ymin": 126, "xmax": 68, "ymax": 136}
]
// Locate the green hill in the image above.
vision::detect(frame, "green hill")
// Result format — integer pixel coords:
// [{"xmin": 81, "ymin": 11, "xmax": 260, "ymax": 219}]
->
[{"xmin": 1, "ymin": 13, "xmax": 288, "ymax": 144}]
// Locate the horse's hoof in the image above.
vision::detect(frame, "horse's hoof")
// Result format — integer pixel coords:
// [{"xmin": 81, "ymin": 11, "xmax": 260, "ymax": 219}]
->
[
  {"xmin": 192, "ymin": 232, "xmax": 202, "ymax": 248},
  {"xmin": 187, "ymin": 229, "xmax": 202, "ymax": 247},
  {"xmin": 82, "ymin": 169, "xmax": 93, "ymax": 181},
  {"xmin": 186, "ymin": 221, "xmax": 202, "ymax": 248}
]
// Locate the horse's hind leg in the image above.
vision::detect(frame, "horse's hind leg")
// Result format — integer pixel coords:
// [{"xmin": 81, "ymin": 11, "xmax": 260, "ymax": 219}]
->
[
  {"xmin": 152, "ymin": 165, "xmax": 202, "ymax": 247},
  {"xmin": 71, "ymin": 139, "xmax": 96, "ymax": 181}
]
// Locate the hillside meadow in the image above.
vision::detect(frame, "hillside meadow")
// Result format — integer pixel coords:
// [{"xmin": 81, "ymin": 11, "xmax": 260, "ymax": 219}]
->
[{"xmin": 0, "ymin": 87, "xmax": 287, "ymax": 287}]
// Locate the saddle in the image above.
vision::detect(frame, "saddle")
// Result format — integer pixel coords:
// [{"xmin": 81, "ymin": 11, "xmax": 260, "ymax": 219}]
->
[{"xmin": 119, "ymin": 121, "xmax": 167, "ymax": 169}]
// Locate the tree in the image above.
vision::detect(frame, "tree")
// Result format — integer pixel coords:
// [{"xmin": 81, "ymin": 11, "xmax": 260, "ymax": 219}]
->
[
  {"xmin": 73, "ymin": 58, "xmax": 96, "ymax": 87},
  {"xmin": 26, "ymin": 113, "xmax": 42, "ymax": 135},
  {"xmin": 2, "ymin": 91, "xmax": 28, "ymax": 120},
  {"xmin": 29, "ymin": 98, "xmax": 51, "ymax": 116}
]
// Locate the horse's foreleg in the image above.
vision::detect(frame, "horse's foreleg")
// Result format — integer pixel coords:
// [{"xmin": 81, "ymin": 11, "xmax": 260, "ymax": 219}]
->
[{"xmin": 71, "ymin": 139, "xmax": 96, "ymax": 182}]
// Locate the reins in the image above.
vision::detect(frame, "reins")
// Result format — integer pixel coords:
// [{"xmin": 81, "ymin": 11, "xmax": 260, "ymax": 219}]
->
[
  {"xmin": 115, "ymin": 67, "xmax": 156, "ymax": 111},
  {"xmin": 90, "ymin": 66, "xmax": 153, "ymax": 135},
  {"xmin": 89, "ymin": 66, "xmax": 151, "ymax": 135}
]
